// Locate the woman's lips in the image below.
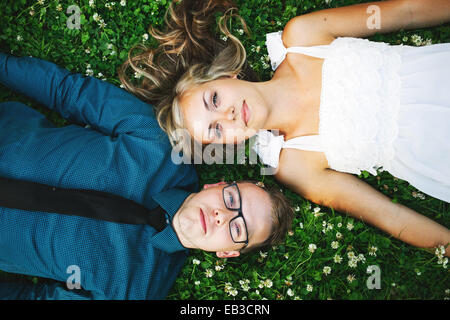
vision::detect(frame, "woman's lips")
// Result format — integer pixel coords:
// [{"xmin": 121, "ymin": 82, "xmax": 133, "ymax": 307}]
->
[
  {"xmin": 242, "ymin": 100, "xmax": 250, "ymax": 126},
  {"xmin": 200, "ymin": 208, "xmax": 207, "ymax": 234}
]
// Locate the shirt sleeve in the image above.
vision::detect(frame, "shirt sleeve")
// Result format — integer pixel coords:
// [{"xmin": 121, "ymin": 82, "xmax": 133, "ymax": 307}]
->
[
  {"xmin": 0, "ymin": 281, "xmax": 104, "ymax": 300},
  {"xmin": 0, "ymin": 53, "xmax": 156, "ymax": 137}
]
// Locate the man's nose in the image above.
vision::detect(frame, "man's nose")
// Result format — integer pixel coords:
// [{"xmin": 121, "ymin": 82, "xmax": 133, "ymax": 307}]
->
[{"xmin": 213, "ymin": 209, "xmax": 234, "ymax": 226}]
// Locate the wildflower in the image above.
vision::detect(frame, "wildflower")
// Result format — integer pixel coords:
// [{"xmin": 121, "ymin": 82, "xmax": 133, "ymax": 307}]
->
[
  {"xmin": 347, "ymin": 274, "xmax": 356, "ymax": 283},
  {"xmin": 85, "ymin": 48, "xmax": 91, "ymax": 54},
  {"xmin": 287, "ymin": 288, "xmax": 294, "ymax": 297},
  {"xmin": 56, "ymin": 4, "xmax": 62, "ymax": 11},
  {"xmin": 215, "ymin": 265, "xmax": 224, "ymax": 272},
  {"xmin": 194, "ymin": 281, "xmax": 200, "ymax": 286},
  {"xmin": 299, "ymin": 222, "xmax": 304, "ymax": 229},
  {"xmin": 308, "ymin": 243, "xmax": 317, "ymax": 253},
  {"xmin": 29, "ymin": 9, "xmax": 35, "ymax": 16},
  {"xmin": 414, "ymin": 268, "xmax": 422, "ymax": 276},
  {"xmin": 225, "ymin": 282, "xmax": 238, "ymax": 296},
  {"xmin": 259, "ymin": 251, "xmax": 268, "ymax": 259},
  {"xmin": 336, "ymin": 232, "xmax": 343, "ymax": 240},
  {"xmin": 347, "ymin": 251, "xmax": 356, "ymax": 259},
  {"xmin": 16, "ymin": 35, "xmax": 23, "ymax": 42},
  {"xmin": 294, "ymin": 205, "xmax": 300, "ymax": 212},
  {"xmin": 264, "ymin": 279, "xmax": 273, "ymax": 288},
  {"xmin": 333, "ymin": 254, "xmax": 342, "ymax": 264},
  {"xmin": 120, "ymin": 0, "xmax": 126, "ymax": 6},
  {"xmin": 143, "ymin": 33, "xmax": 149, "ymax": 41},
  {"xmin": 192, "ymin": 258, "xmax": 200, "ymax": 265},
  {"xmin": 239, "ymin": 279, "xmax": 250, "ymax": 292},
  {"xmin": 422, "ymin": 39, "xmax": 432, "ymax": 46},
  {"xmin": 284, "ymin": 253, "xmax": 289, "ymax": 259},
  {"xmin": 402, "ymin": 36, "xmax": 408, "ymax": 42},
  {"xmin": 411, "ymin": 34, "xmax": 423, "ymax": 46},
  {"xmin": 37, "ymin": 0, "xmax": 45, "ymax": 5},
  {"xmin": 205, "ymin": 269, "xmax": 214, "ymax": 278},
  {"xmin": 237, "ymin": 29, "xmax": 244, "ymax": 35},
  {"xmin": 357, "ymin": 254, "xmax": 366, "ymax": 263},
  {"xmin": 313, "ymin": 207, "xmax": 322, "ymax": 217},
  {"xmin": 306, "ymin": 284, "xmax": 313, "ymax": 292},
  {"xmin": 348, "ymin": 259, "xmax": 357, "ymax": 268},
  {"xmin": 368, "ymin": 246, "xmax": 378, "ymax": 256},
  {"xmin": 93, "ymin": 13, "xmax": 101, "ymax": 22},
  {"xmin": 98, "ymin": 19, "xmax": 107, "ymax": 28},
  {"xmin": 331, "ymin": 241, "xmax": 339, "ymax": 249},
  {"xmin": 89, "ymin": 0, "xmax": 95, "ymax": 8},
  {"xmin": 288, "ymin": 231, "xmax": 294, "ymax": 237},
  {"xmin": 323, "ymin": 266, "xmax": 331, "ymax": 275},
  {"xmin": 337, "ymin": 223, "xmax": 342, "ymax": 228},
  {"xmin": 134, "ymin": 71, "xmax": 142, "ymax": 79},
  {"xmin": 347, "ymin": 222, "xmax": 354, "ymax": 231}
]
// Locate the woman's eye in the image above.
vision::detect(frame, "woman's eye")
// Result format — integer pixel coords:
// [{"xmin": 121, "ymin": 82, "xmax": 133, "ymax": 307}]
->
[
  {"xmin": 212, "ymin": 92, "xmax": 218, "ymax": 107},
  {"xmin": 215, "ymin": 123, "xmax": 222, "ymax": 139}
]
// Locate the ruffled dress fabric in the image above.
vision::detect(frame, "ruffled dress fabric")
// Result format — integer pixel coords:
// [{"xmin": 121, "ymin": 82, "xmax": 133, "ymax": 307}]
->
[{"xmin": 254, "ymin": 31, "xmax": 450, "ymax": 202}]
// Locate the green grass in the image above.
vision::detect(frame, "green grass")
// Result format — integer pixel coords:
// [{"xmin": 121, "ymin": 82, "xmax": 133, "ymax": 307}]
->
[{"xmin": 0, "ymin": 0, "xmax": 449, "ymax": 300}]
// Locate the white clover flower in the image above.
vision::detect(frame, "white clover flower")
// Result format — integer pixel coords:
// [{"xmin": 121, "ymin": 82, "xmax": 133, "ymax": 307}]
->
[
  {"xmin": 284, "ymin": 253, "xmax": 290, "ymax": 259},
  {"xmin": 347, "ymin": 274, "xmax": 356, "ymax": 283},
  {"xmin": 287, "ymin": 288, "xmax": 294, "ymax": 297},
  {"xmin": 93, "ymin": 13, "xmax": 100, "ymax": 22},
  {"xmin": 422, "ymin": 39, "xmax": 432, "ymax": 46},
  {"xmin": 264, "ymin": 279, "xmax": 273, "ymax": 288},
  {"xmin": 333, "ymin": 254, "xmax": 342, "ymax": 264},
  {"xmin": 294, "ymin": 205, "xmax": 300, "ymax": 212},
  {"xmin": 411, "ymin": 34, "xmax": 423, "ymax": 46},
  {"xmin": 323, "ymin": 266, "xmax": 331, "ymax": 275},
  {"xmin": 347, "ymin": 222, "xmax": 354, "ymax": 231},
  {"xmin": 368, "ymin": 246, "xmax": 378, "ymax": 256},
  {"xmin": 194, "ymin": 280, "xmax": 200, "ymax": 285},
  {"xmin": 308, "ymin": 243, "xmax": 317, "ymax": 253},
  {"xmin": 120, "ymin": 0, "xmax": 126, "ymax": 6},
  {"xmin": 215, "ymin": 265, "xmax": 223, "ymax": 272},
  {"xmin": 313, "ymin": 207, "xmax": 321, "ymax": 216},
  {"xmin": 347, "ymin": 251, "xmax": 356, "ymax": 259},
  {"xmin": 402, "ymin": 36, "xmax": 408, "ymax": 42},
  {"xmin": 143, "ymin": 33, "xmax": 149, "ymax": 41},
  {"xmin": 331, "ymin": 241, "xmax": 339, "ymax": 249},
  {"xmin": 239, "ymin": 279, "xmax": 250, "ymax": 292},
  {"xmin": 89, "ymin": 0, "xmax": 95, "ymax": 8},
  {"xmin": 259, "ymin": 251, "xmax": 268, "ymax": 259},
  {"xmin": 306, "ymin": 284, "xmax": 313, "ymax": 292},
  {"xmin": 29, "ymin": 9, "xmax": 35, "ymax": 16},
  {"xmin": 16, "ymin": 35, "xmax": 23, "ymax": 42},
  {"xmin": 134, "ymin": 71, "xmax": 142, "ymax": 79},
  {"xmin": 192, "ymin": 258, "xmax": 200, "ymax": 265},
  {"xmin": 205, "ymin": 269, "xmax": 214, "ymax": 278},
  {"xmin": 357, "ymin": 254, "xmax": 366, "ymax": 263},
  {"xmin": 258, "ymin": 280, "xmax": 264, "ymax": 289},
  {"xmin": 237, "ymin": 29, "xmax": 244, "ymax": 35},
  {"xmin": 337, "ymin": 223, "xmax": 342, "ymax": 228},
  {"xmin": 98, "ymin": 19, "xmax": 107, "ymax": 28},
  {"xmin": 336, "ymin": 232, "xmax": 343, "ymax": 240},
  {"xmin": 37, "ymin": 0, "xmax": 45, "ymax": 5},
  {"xmin": 348, "ymin": 259, "xmax": 358, "ymax": 268}
]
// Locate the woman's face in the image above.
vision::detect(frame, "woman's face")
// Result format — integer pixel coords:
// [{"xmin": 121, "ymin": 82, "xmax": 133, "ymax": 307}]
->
[{"xmin": 179, "ymin": 77, "xmax": 269, "ymax": 144}]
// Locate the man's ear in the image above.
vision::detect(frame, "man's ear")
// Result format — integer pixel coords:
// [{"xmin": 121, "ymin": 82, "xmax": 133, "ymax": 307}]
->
[
  {"xmin": 216, "ymin": 251, "xmax": 240, "ymax": 258},
  {"xmin": 203, "ymin": 181, "xmax": 227, "ymax": 190}
]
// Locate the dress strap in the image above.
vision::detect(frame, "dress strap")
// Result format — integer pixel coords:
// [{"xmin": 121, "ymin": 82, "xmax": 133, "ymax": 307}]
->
[
  {"xmin": 266, "ymin": 31, "xmax": 330, "ymax": 70},
  {"xmin": 284, "ymin": 135, "xmax": 323, "ymax": 152},
  {"xmin": 253, "ymin": 130, "xmax": 323, "ymax": 168}
]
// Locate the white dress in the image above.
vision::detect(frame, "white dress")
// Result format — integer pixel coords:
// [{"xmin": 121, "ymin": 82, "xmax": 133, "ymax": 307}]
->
[{"xmin": 253, "ymin": 31, "xmax": 450, "ymax": 202}]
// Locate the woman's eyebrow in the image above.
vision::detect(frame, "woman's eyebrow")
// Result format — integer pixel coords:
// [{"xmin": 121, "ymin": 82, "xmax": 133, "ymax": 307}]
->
[{"xmin": 203, "ymin": 92, "xmax": 210, "ymax": 111}]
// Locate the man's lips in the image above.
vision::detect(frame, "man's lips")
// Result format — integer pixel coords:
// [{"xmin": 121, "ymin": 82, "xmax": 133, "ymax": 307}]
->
[
  {"xmin": 242, "ymin": 100, "xmax": 250, "ymax": 126},
  {"xmin": 200, "ymin": 208, "xmax": 207, "ymax": 234}
]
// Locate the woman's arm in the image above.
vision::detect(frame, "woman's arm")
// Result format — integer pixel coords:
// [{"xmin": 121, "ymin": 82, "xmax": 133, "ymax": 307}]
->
[
  {"xmin": 276, "ymin": 151, "xmax": 450, "ymax": 256},
  {"xmin": 283, "ymin": 0, "xmax": 450, "ymax": 46}
]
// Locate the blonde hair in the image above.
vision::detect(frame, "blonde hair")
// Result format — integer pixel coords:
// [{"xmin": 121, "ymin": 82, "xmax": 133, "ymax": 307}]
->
[{"xmin": 118, "ymin": 0, "xmax": 257, "ymax": 156}]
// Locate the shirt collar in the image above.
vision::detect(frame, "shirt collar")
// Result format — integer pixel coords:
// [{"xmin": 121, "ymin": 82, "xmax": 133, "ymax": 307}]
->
[{"xmin": 150, "ymin": 188, "xmax": 191, "ymax": 253}]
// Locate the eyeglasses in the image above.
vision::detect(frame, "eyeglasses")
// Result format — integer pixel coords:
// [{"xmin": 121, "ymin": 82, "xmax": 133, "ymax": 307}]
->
[{"xmin": 222, "ymin": 182, "xmax": 248, "ymax": 249}]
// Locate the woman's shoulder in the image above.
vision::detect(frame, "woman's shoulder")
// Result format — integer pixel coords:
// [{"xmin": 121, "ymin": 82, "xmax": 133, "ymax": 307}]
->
[{"xmin": 282, "ymin": 16, "xmax": 336, "ymax": 47}]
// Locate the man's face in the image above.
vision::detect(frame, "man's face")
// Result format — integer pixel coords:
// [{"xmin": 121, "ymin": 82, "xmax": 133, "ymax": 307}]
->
[{"xmin": 172, "ymin": 182, "xmax": 273, "ymax": 257}]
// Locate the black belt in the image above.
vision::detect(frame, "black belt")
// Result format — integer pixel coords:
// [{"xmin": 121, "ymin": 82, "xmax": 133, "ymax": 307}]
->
[{"xmin": 0, "ymin": 177, "xmax": 167, "ymax": 232}]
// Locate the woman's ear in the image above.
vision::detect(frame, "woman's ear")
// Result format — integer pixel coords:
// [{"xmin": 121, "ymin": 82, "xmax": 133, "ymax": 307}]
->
[
  {"xmin": 203, "ymin": 181, "xmax": 227, "ymax": 189},
  {"xmin": 216, "ymin": 251, "xmax": 240, "ymax": 258}
]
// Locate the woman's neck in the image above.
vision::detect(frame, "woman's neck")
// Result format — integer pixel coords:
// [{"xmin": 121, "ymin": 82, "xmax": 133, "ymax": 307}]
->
[{"xmin": 256, "ymin": 76, "xmax": 306, "ymax": 136}]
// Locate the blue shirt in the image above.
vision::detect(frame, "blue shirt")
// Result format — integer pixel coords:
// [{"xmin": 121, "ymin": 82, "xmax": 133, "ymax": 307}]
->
[{"xmin": 0, "ymin": 53, "xmax": 198, "ymax": 299}]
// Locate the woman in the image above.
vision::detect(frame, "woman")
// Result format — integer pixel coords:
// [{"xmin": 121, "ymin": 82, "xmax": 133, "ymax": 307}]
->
[{"xmin": 120, "ymin": 0, "xmax": 450, "ymax": 255}]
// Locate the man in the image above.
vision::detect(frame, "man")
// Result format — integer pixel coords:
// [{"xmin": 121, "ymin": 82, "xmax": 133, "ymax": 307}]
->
[{"xmin": 0, "ymin": 53, "xmax": 293, "ymax": 299}]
